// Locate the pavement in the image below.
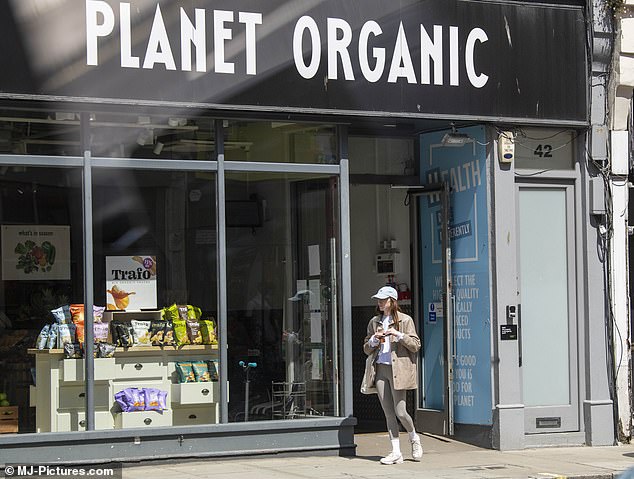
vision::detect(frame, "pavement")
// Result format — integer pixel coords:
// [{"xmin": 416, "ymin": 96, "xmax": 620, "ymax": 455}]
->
[{"xmin": 122, "ymin": 432, "xmax": 634, "ymax": 479}]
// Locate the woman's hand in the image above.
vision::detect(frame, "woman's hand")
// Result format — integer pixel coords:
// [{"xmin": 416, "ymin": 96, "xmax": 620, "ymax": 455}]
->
[{"xmin": 384, "ymin": 327, "xmax": 398, "ymax": 337}]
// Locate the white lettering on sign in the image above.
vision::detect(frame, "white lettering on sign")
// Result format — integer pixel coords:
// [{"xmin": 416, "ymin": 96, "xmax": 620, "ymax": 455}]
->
[
  {"xmin": 358, "ymin": 21, "xmax": 385, "ymax": 83},
  {"xmin": 294, "ymin": 17, "xmax": 488, "ymax": 87},
  {"xmin": 293, "ymin": 16, "xmax": 321, "ymax": 79},
  {"xmin": 85, "ymin": 1, "xmax": 262, "ymax": 74},
  {"xmin": 85, "ymin": 2, "xmax": 488, "ymax": 88},
  {"xmin": 427, "ymin": 160, "xmax": 482, "ymax": 193}
]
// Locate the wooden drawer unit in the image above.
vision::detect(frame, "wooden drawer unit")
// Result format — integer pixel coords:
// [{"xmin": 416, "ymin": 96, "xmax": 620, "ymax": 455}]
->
[
  {"xmin": 114, "ymin": 409, "xmax": 172, "ymax": 429},
  {"xmin": 172, "ymin": 404, "xmax": 218, "ymax": 426},
  {"xmin": 28, "ymin": 345, "xmax": 219, "ymax": 432},
  {"xmin": 61, "ymin": 358, "xmax": 116, "ymax": 382},
  {"xmin": 115, "ymin": 358, "xmax": 164, "ymax": 379},
  {"xmin": 56, "ymin": 411, "xmax": 113, "ymax": 432},
  {"xmin": 171, "ymin": 382, "xmax": 219, "ymax": 405},
  {"xmin": 59, "ymin": 383, "xmax": 110, "ymax": 410},
  {"xmin": 0, "ymin": 406, "xmax": 19, "ymax": 434}
]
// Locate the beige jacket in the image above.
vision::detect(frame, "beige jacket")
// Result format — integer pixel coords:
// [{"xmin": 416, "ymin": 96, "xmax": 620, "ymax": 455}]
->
[{"xmin": 363, "ymin": 312, "xmax": 421, "ymax": 390}]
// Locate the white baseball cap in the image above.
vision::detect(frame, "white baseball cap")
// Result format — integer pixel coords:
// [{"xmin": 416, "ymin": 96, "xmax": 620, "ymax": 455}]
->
[{"xmin": 372, "ymin": 286, "xmax": 398, "ymax": 300}]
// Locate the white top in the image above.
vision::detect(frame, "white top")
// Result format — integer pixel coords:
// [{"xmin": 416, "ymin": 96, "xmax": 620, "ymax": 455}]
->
[{"xmin": 369, "ymin": 315, "xmax": 404, "ymax": 365}]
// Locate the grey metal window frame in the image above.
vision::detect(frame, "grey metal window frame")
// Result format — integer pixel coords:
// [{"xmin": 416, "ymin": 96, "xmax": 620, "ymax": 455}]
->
[{"xmin": 0, "ymin": 120, "xmax": 353, "ymax": 444}]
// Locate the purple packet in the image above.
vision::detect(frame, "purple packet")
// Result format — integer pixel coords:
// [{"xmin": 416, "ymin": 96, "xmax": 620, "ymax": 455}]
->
[
  {"xmin": 115, "ymin": 387, "xmax": 145, "ymax": 412},
  {"xmin": 114, "ymin": 390, "xmax": 132, "ymax": 412},
  {"xmin": 157, "ymin": 389, "xmax": 168, "ymax": 411},
  {"xmin": 94, "ymin": 322, "xmax": 109, "ymax": 342},
  {"xmin": 143, "ymin": 388, "xmax": 167, "ymax": 411}
]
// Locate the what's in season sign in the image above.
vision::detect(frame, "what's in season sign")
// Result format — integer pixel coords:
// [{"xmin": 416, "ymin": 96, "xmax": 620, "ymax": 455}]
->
[{"xmin": 1, "ymin": 225, "xmax": 71, "ymax": 281}]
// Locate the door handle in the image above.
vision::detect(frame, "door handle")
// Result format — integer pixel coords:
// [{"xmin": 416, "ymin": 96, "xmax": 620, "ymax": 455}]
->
[
  {"xmin": 517, "ymin": 304, "xmax": 522, "ymax": 367},
  {"xmin": 452, "ymin": 295, "xmax": 457, "ymax": 360}
]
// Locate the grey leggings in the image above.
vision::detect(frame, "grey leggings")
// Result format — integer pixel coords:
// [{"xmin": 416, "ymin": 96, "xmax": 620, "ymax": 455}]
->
[{"xmin": 375, "ymin": 363, "xmax": 415, "ymax": 440}]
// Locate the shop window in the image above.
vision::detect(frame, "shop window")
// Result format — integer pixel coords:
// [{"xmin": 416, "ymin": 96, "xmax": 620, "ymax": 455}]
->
[
  {"xmin": 84, "ymin": 168, "xmax": 218, "ymax": 430},
  {"xmin": 0, "ymin": 166, "xmax": 84, "ymax": 433},
  {"xmin": 0, "ymin": 109, "xmax": 81, "ymax": 156},
  {"xmin": 224, "ymin": 121, "xmax": 337, "ymax": 164},
  {"xmin": 226, "ymin": 172, "xmax": 341, "ymax": 421},
  {"xmin": 88, "ymin": 111, "xmax": 216, "ymax": 160},
  {"xmin": 348, "ymin": 137, "xmax": 415, "ymax": 175}
]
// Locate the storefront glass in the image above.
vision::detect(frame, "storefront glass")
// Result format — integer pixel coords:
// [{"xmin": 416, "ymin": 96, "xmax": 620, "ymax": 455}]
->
[
  {"xmin": 0, "ymin": 164, "xmax": 85, "ymax": 433},
  {"xmin": 225, "ymin": 121, "xmax": 337, "ymax": 164},
  {"xmin": 0, "ymin": 111, "xmax": 344, "ymax": 437},
  {"xmin": 91, "ymin": 167, "xmax": 219, "ymax": 429},
  {"xmin": 0, "ymin": 109, "xmax": 82, "ymax": 156},
  {"xmin": 226, "ymin": 171, "xmax": 341, "ymax": 421},
  {"xmin": 88, "ymin": 111, "xmax": 216, "ymax": 161}
]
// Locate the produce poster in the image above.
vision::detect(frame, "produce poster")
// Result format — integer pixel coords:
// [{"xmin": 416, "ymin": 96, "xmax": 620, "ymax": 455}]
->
[
  {"xmin": 105, "ymin": 256, "xmax": 157, "ymax": 310},
  {"xmin": 1, "ymin": 225, "xmax": 70, "ymax": 280}
]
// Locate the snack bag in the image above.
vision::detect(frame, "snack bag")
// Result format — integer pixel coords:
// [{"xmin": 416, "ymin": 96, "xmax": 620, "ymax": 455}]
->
[
  {"xmin": 62, "ymin": 305, "xmax": 72, "ymax": 322},
  {"xmin": 206, "ymin": 359, "xmax": 219, "ymax": 381},
  {"xmin": 143, "ymin": 388, "xmax": 167, "ymax": 411},
  {"xmin": 186, "ymin": 320, "xmax": 203, "ymax": 345},
  {"xmin": 70, "ymin": 304, "xmax": 85, "ymax": 322},
  {"xmin": 36, "ymin": 324, "xmax": 50, "ymax": 349},
  {"xmin": 175, "ymin": 361, "xmax": 196, "ymax": 383},
  {"xmin": 177, "ymin": 305, "xmax": 188, "ymax": 321},
  {"xmin": 47, "ymin": 323, "xmax": 59, "ymax": 349},
  {"xmin": 157, "ymin": 389, "xmax": 168, "ymax": 411},
  {"xmin": 58, "ymin": 323, "xmax": 73, "ymax": 346},
  {"xmin": 94, "ymin": 322, "xmax": 109, "ymax": 343},
  {"xmin": 163, "ymin": 304, "xmax": 179, "ymax": 322},
  {"xmin": 63, "ymin": 342, "xmax": 82, "ymax": 359},
  {"xmin": 114, "ymin": 387, "xmax": 145, "ymax": 412},
  {"xmin": 74, "ymin": 323, "xmax": 85, "ymax": 344},
  {"xmin": 97, "ymin": 342, "xmax": 116, "ymax": 358},
  {"xmin": 173, "ymin": 320, "xmax": 190, "ymax": 346},
  {"xmin": 131, "ymin": 320, "xmax": 151, "ymax": 346},
  {"xmin": 112, "ymin": 321, "xmax": 133, "ymax": 347},
  {"xmin": 93, "ymin": 305, "xmax": 105, "ymax": 323},
  {"xmin": 200, "ymin": 319, "xmax": 217, "ymax": 344},
  {"xmin": 50, "ymin": 306, "xmax": 66, "ymax": 324},
  {"xmin": 191, "ymin": 360, "xmax": 210, "ymax": 382},
  {"xmin": 149, "ymin": 320, "xmax": 166, "ymax": 346},
  {"xmin": 163, "ymin": 320, "xmax": 175, "ymax": 346},
  {"xmin": 70, "ymin": 304, "xmax": 85, "ymax": 343},
  {"xmin": 187, "ymin": 305, "xmax": 202, "ymax": 320}
]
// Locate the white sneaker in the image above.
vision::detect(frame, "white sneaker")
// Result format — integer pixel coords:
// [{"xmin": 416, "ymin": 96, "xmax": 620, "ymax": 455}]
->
[
  {"xmin": 380, "ymin": 452, "xmax": 404, "ymax": 465},
  {"xmin": 411, "ymin": 438, "xmax": 423, "ymax": 461}
]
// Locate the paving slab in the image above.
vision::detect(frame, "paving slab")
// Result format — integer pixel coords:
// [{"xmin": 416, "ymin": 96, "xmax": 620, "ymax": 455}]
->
[{"xmin": 121, "ymin": 432, "xmax": 634, "ymax": 479}]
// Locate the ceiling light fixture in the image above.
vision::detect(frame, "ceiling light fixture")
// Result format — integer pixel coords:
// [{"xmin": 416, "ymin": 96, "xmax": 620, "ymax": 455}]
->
[{"xmin": 441, "ymin": 123, "xmax": 471, "ymax": 147}]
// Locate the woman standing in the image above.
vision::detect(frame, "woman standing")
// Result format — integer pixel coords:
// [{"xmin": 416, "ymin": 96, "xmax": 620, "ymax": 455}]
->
[{"xmin": 363, "ymin": 286, "xmax": 422, "ymax": 464}]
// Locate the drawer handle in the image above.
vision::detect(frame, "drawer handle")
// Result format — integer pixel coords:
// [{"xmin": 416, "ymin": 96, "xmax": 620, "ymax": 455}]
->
[
  {"xmin": 1, "ymin": 410, "xmax": 14, "ymax": 416},
  {"xmin": 201, "ymin": 389, "xmax": 209, "ymax": 395},
  {"xmin": 79, "ymin": 392, "xmax": 85, "ymax": 398},
  {"xmin": 135, "ymin": 363, "xmax": 143, "ymax": 370},
  {"xmin": 144, "ymin": 418, "xmax": 152, "ymax": 425},
  {"xmin": 188, "ymin": 414, "xmax": 197, "ymax": 419},
  {"xmin": 79, "ymin": 420, "xmax": 86, "ymax": 427}
]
